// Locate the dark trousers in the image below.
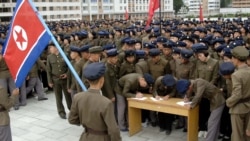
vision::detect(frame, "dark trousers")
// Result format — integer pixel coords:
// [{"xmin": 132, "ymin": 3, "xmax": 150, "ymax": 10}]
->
[
  {"xmin": 199, "ymin": 98, "xmax": 211, "ymax": 131},
  {"xmin": 141, "ymin": 110, "xmax": 150, "ymax": 123},
  {"xmin": 158, "ymin": 112, "xmax": 174, "ymax": 130},
  {"xmin": 220, "ymin": 106, "xmax": 232, "ymax": 137}
]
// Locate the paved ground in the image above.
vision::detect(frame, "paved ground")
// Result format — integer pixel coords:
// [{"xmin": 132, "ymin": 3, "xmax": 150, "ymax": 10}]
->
[{"xmin": 10, "ymin": 91, "xmax": 214, "ymax": 141}]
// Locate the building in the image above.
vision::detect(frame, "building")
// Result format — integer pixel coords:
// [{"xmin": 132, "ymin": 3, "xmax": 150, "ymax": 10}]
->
[
  {"xmin": 187, "ymin": 0, "xmax": 220, "ymax": 16},
  {"xmin": 0, "ymin": 0, "xmax": 174, "ymax": 22},
  {"xmin": 232, "ymin": 0, "xmax": 250, "ymax": 8}
]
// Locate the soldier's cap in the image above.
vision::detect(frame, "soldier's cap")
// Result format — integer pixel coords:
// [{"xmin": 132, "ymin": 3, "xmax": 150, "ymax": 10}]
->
[
  {"xmin": 180, "ymin": 49, "xmax": 193, "ymax": 59},
  {"xmin": 102, "ymin": 44, "xmax": 116, "ymax": 51},
  {"xmin": 176, "ymin": 41, "xmax": 187, "ymax": 47},
  {"xmin": 228, "ymin": 40, "xmax": 244, "ymax": 49},
  {"xmin": 234, "ymin": 36, "xmax": 244, "ymax": 42},
  {"xmin": 145, "ymin": 26, "xmax": 152, "ymax": 33},
  {"xmin": 223, "ymin": 47, "xmax": 232, "ymax": 58},
  {"xmin": 136, "ymin": 28, "xmax": 142, "ymax": 32},
  {"xmin": 162, "ymin": 74, "xmax": 176, "ymax": 87},
  {"xmin": 198, "ymin": 37, "xmax": 210, "ymax": 45},
  {"xmin": 170, "ymin": 32, "xmax": 180, "ymax": 38},
  {"xmin": 121, "ymin": 37, "xmax": 131, "ymax": 44},
  {"xmin": 115, "ymin": 27, "xmax": 122, "ymax": 32},
  {"xmin": 106, "ymin": 48, "xmax": 118, "ymax": 57},
  {"xmin": 176, "ymin": 79, "xmax": 191, "ymax": 95},
  {"xmin": 143, "ymin": 73, "xmax": 155, "ymax": 85},
  {"xmin": 215, "ymin": 44, "xmax": 227, "ymax": 52},
  {"xmin": 162, "ymin": 40, "xmax": 176, "ymax": 48},
  {"xmin": 143, "ymin": 42, "xmax": 156, "ymax": 49},
  {"xmin": 156, "ymin": 36, "xmax": 168, "ymax": 43},
  {"xmin": 83, "ymin": 62, "xmax": 106, "ymax": 81},
  {"xmin": 153, "ymin": 27, "xmax": 160, "ymax": 33},
  {"xmin": 180, "ymin": 35, "xmax": 194, "ymax": 43},
  {"xmin": 135, "ymin": 21, "xmax": 141, "ymax": 25},
  {"xmin": 70, "ymin": 46, "xmax": 80, "ymax": 52},
  {"xmin": 190, "ymin": 34, "xmax": 199, "ymax": 40},
  {"xmin": 75, "ymin": 31, "xmax": 88, "ymax": 37},
  {"xmin": 149, "ymin": 33, "xmax": 159, "ymax": 39},
  {"xmin": 192, "ymin": 43, "xmax": 208, "ymax": 53},
  {"xmin": 134, "ymin": 39, "xmax": 142, "ymax": 44},
  {"xmin": 163, "ymin": 28, "xmax": 171, "ymax": 33},
  {"xmin": 135, "ymin": 50, "xmax": 146, "ymax": 57},
  {"xmin": 152, "ymin": 21, "xmax": 160, "ymax": 25},
  {"xmin": 125, "ymin": 49, "xmax": 135, "ymax": 57},
  {"xmin": 219, "ymin": 62, "xmax": 235, "ymax": 76},
  {"xmin": 231, "ymin": 46, "xmax": 249, "ymax": 61},
  {"xmin": 89, "ymin": 46, "xmax": 103, "ymax": 54},
  {"xmin": 233, "ymin": 28, "xmax": 241, "ymax": 33},
  {"xmin": 79, "ymin": 45, "xmax": 91, "ymax": 52},
  {"xmin": 211, "ymin": 37, "xmax": 225, "ymax": 45},
  {"xmin": 193, "ymin": 27, "xmax": 207, "ymax": 34},
  {"xmin": 0, "ymin": 38, "xmax": 5, "ymax": 46},
  {"xmin": 172, "ymin": 47, "xmax": 181, "ymax": 54},
  {"xmin": 149, "ymin": 48, "xmax": 161, "ymax": 56},
  {"xmin": 151, "ymin": 40, "xmax": 157, "ymax": 46},
  {"xmin": 125, "ymin": 38, "xmax": 136, "ymax": 45},
  {"xmin": 213, "ymin": 29, "xmax": 223, "ymax": 35},
  {"xmin": 98, "ymin": 30, "xmax": 109, "ymax": 36},
  {"xmin": 63, "ymin": 35, "xmax": 71, "ymax": 40}
]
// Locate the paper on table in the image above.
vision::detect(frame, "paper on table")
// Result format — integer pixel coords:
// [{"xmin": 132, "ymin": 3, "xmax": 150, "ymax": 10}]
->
[
  {"xmin": 176, "ymin": 101, "xmax": 192, "ymax": 106},
  {"xmin": 132, "ymin": 97, "xmax": 147, "ymax": 100},
  {"xmin": 150, "ymin": 97, "xmax": 163, "ymax": 101}
]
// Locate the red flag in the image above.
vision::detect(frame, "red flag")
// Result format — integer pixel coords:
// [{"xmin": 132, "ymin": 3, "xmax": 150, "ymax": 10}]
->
[
  {"xmin": 146, "ymin": 0, "xmax": 160, "ymax": 26},
  {"xmin": 3, "ymin": 0, "xmax": 50, "ymax": 87},
  {"xmin": 199, "ymin": 4, "xmax": 204, "ymax": 22},
  {"xmin": 125, "ymin": 9, "xmax": 129, "ymax": 20}
]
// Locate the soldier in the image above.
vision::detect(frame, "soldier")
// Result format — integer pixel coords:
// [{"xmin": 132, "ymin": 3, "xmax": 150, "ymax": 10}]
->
[
  {"xmin": 68, "ymin": 62, "xmax": 121, "ymax": 141},
  {"xmin": 46, "ymin": 43, "xmax": 72, "ymax": 119},
  {"xmin": 135, "ymin": 50, "xmax": 149, "ymax": 74},
  {"xmin": 156, "ymin": 36, "xmax": 168, "ymax": 52},
  {"xmin": 180, "ymin": 35, "xmax": 194, "ymax": 50},
  {"xmin": 118, "ymin": 50, "xmax": 136, "ymax": 78},
  {"xmin": 226, "ymin": 46, "xmax": 250, "ymax": 141},
  {"xmin": 153, "ymin": 74, "xmax": 176, "ymax": 135},
  {"xmin": 26, "ymin": 58, "xmax": 48, "ymax": 101},
  {"xmin": 114, "ymin": 73, "xmax": 154, "ymax": 131},
  {"xmin": 176, "ymin": 79, "xmax": 225, "ymax": 141},
  {"xmin": 0, "ymin": 88, "xmax": 19, "ymax": 141}
]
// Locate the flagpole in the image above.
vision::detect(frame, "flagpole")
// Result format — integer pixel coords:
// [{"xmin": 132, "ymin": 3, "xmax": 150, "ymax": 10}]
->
[
  {"xmin": 159, "ymin": 0, "xmax": 162, "ymax": 34},
  {"xmin": 28, "ymin": 0, "xmax": 87, "ymax": 92}
]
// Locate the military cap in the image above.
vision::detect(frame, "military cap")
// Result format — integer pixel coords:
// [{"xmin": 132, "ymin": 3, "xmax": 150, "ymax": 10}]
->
[
  {"xmin": 176, "ymin": 79, "xmax": 191, "ymax": 95},
  {"xmin": 156, "ymin": 36, "xmax": 168, "ymax": 43},
  {"xmin": 143, "ymin": 42, "xmax": 156, "ymax": 49},
  {"xmin": 79, "ymin": 45, "xmax": 91, "ymax": 52},
  {"xmin": 98, "ymin": 30, "xmax": 108, "ymax": 36},
  {"xmin": 143, "ymin": 73, "xmax": 155, "ymax": 85},
  {"xmin": 192, "ymin": 43, "xmax": 208, "ymax": 53},
  {"xmin": 0, "ymin": 38, "xmax": 5, "ymax": 46},
  {"xmin": 172, "ymin": 47, "xmax": 181, "ymax": 54},
  {"xmin": 180, "ymin": 49, "xmax": 193, "ymax": 59},
  {"xmin": 106, "ymin": 48, "xmax": 118, "ymax": 57},
  {"xmin": 215, "ymin": 44, "xmax": 227, "ymax": 52},
  {"xmin": 63, "ymin": 35, "xmax": 71, "ymax": 40},
  {"xmin": 149, "ymin": 33, "xmax": 159, "ymax": 39},
  {"xmin": 126, "ymin": 38, "xmax": 136, "ymax": 45},
  {"xmin": 219, "ymin": 62, "xmax": 235, "ymax": 76},
  {"xmin": 121, "ymin": 37, "xmax": 130, "ymax": 44},
  {"xmin": 83, "ymin": 62, "xmax": 106, "ymax": 81},
  {"xmin": 145, "ymin": 26, "xmax": 152, "ymax": 33},
  {"xmin": 163, "ymin": 28, "xmax": 171, "ymax": 33},
  {"xmin": 75, "ymin": 31, "xmax": 88, "ymax": 37},
  {"xmin": 233, "ymin": 28, "xmax": 241, "ymax": 33},
  {"xmin": 170, "ymin": 32, "xmax": 180, "ymax": 38},
  {"xmin": 125, "ymin": 49, "xmax": 135, "ymax": 57},
  {"xmin": 151, "ymin": 40, "xmax": 157, "ymax": 45},
  {"xmin": 135, "ymin": 21, "xmax": 141, "ymax": 25},
  {"xmin": 115, "ymin": 27, "xmax": 122, "ymax": 32},
  {"xmin": 152, "ymin": 21, "xmax": 160, "ymax": 25},
  {"xmin": 231, "ymin": 46, "xmax": 249, "ymax": 60},
  {"xmin": 135, "ymin": 50, "xmax": 145, "ymax": 58},
  {"xmin": 162, "ymin": 40, "xmax": 176, "ymax": 48},
  {"xmin": 149, "ymin": 48, "xmax": 161, "ymax": 56},
  {"xmin": 136, "ymin": 28, "xmax": 142, "ymax": 32},
  {"xmin": 89, "ymin": 46, "xmax": 103, "ymax": 53},
  {"xmin": 211, "ymin": 37, "xmax": 225, "ymax": 45},
  {"xmin": 153, "ymin": 27, "xmax": 160, "ymax": 33},
  {"xmin": 180, "ymin": 35, "xmax": 194, "ymax": 43},
  {"xmin": 176, "ymin": 41, "xmax": 187, "ymax": 47},
  {"xmin": 134, "ymin": 39, "xmax": 142, "ymax": 44},
  {"xmin": 213, "ymin": 29, "xmax": 223, "ymax": 35},
  {"xmin": 223, "ymin": 47, "xmax": 232, "ymax": 58},
  {"xmin": 162, "ymin": 74, "xmax": 176, "ymax": 87},
  {"xmin": 228, "ymin": 40, "xmax": 243, "ymax": 49},
  {"xmin": 102, "ymin": 44, "xmax": 116, "ymax": 51},
  {"xmin": 70, "ymin": 46, "xmax": 80, "ymax": 52}
]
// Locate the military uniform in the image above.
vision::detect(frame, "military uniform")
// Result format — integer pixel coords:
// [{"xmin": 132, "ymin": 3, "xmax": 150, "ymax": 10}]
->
[
  {"xmin": 46, "ymin": 51, "xmax": 72, "ymax": 118},
  {"xmin": 226, "ymin": 46, "xmax": 250, "ymax": 141},
  {"xmin": 68, "ymin": 62, "xmax": 121, "ymax": 141},
  {"xmin": 0, "ymin": 87, "xmax": 18, "ymax": 141}
]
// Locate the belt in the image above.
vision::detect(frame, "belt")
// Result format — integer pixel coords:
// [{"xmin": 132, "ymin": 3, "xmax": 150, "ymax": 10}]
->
[
  {"xmin": 85, "ymin": 127, "xmax": 108, "ymax": 135},
  {"xmin": 0, "ymin": 106, "xmax": 6, "ymax": 112}
]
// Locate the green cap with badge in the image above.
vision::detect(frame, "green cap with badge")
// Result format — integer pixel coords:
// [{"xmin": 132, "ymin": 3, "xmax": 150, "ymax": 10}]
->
[
  {"xmin": 231, "ymin": 46, "xmax": 249, "ymax": 61},
  {"xmin": 89, "ymin": 46, "xmax": 103, "ymax": 53}
]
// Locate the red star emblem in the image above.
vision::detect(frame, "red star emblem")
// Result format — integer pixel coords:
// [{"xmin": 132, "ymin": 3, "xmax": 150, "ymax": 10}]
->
[{"xmin": 15, "ymin": 29, "xmax": 26, "ymax": 48}]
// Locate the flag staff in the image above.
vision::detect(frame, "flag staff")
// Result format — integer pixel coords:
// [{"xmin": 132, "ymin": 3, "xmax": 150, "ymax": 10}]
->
[
  {"xmin": 159, "ymin": 0, "xmax": 162, "ymax": 34},
  {"xmin": 28, "ymin": 0, "xmax": 87, "ymax": 92}
]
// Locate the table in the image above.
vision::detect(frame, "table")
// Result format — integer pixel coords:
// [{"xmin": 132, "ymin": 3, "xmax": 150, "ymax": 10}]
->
[{"xmin": 127, "ymin": 97, "xmax": 199, "ymax": 141}]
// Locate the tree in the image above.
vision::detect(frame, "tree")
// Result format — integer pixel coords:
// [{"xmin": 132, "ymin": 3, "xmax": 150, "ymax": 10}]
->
[{"xmin": 174, "ymin": 0, "xmax": 184, "ymax": 15}]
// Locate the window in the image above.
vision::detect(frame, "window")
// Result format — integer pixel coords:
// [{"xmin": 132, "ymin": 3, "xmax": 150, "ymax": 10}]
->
[{"xmin": 91, "ymin": 0, "xmax": 97, "ymax": 2}]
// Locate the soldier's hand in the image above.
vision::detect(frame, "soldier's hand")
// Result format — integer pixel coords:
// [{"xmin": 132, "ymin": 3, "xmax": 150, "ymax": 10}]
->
[
  {"xmin": 111, "ymin": 97, "xmax": 115, "ymax": 102},
  {"xmin": 60, "ymin": 74, "xmax": 67, "ymax": 79},
  {"xmin": 136, "ymin": 92, "xmax": 143, "ymax": 98},
  {"xmin": 155, "ymin": 95, "xmax": 161, "ymax": 100},
  {"xmin": 49, "ymin": 83, "xmax": 53, "ymax": 88},
  {"xmin": 163, "ymin": 95, "xmax": 169, "ymax": 100},
  {"xmin": 246, "ymin": 130, "xmax": 250, "ymax": 136},
  {"xmin": 12, "ymin": 88, "xmax": 19, "ymax": 96}
]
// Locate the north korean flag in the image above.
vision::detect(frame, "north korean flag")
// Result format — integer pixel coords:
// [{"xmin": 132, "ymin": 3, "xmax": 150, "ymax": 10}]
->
[{"xmin": 3, "ymin": 0, "xmax": 51, "ymax": 87}]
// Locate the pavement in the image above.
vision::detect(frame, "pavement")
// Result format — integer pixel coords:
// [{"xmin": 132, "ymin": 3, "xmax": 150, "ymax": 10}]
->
[{"xmin": 10, "ymin": 91, "xmax": 213, "ymax": 141}]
